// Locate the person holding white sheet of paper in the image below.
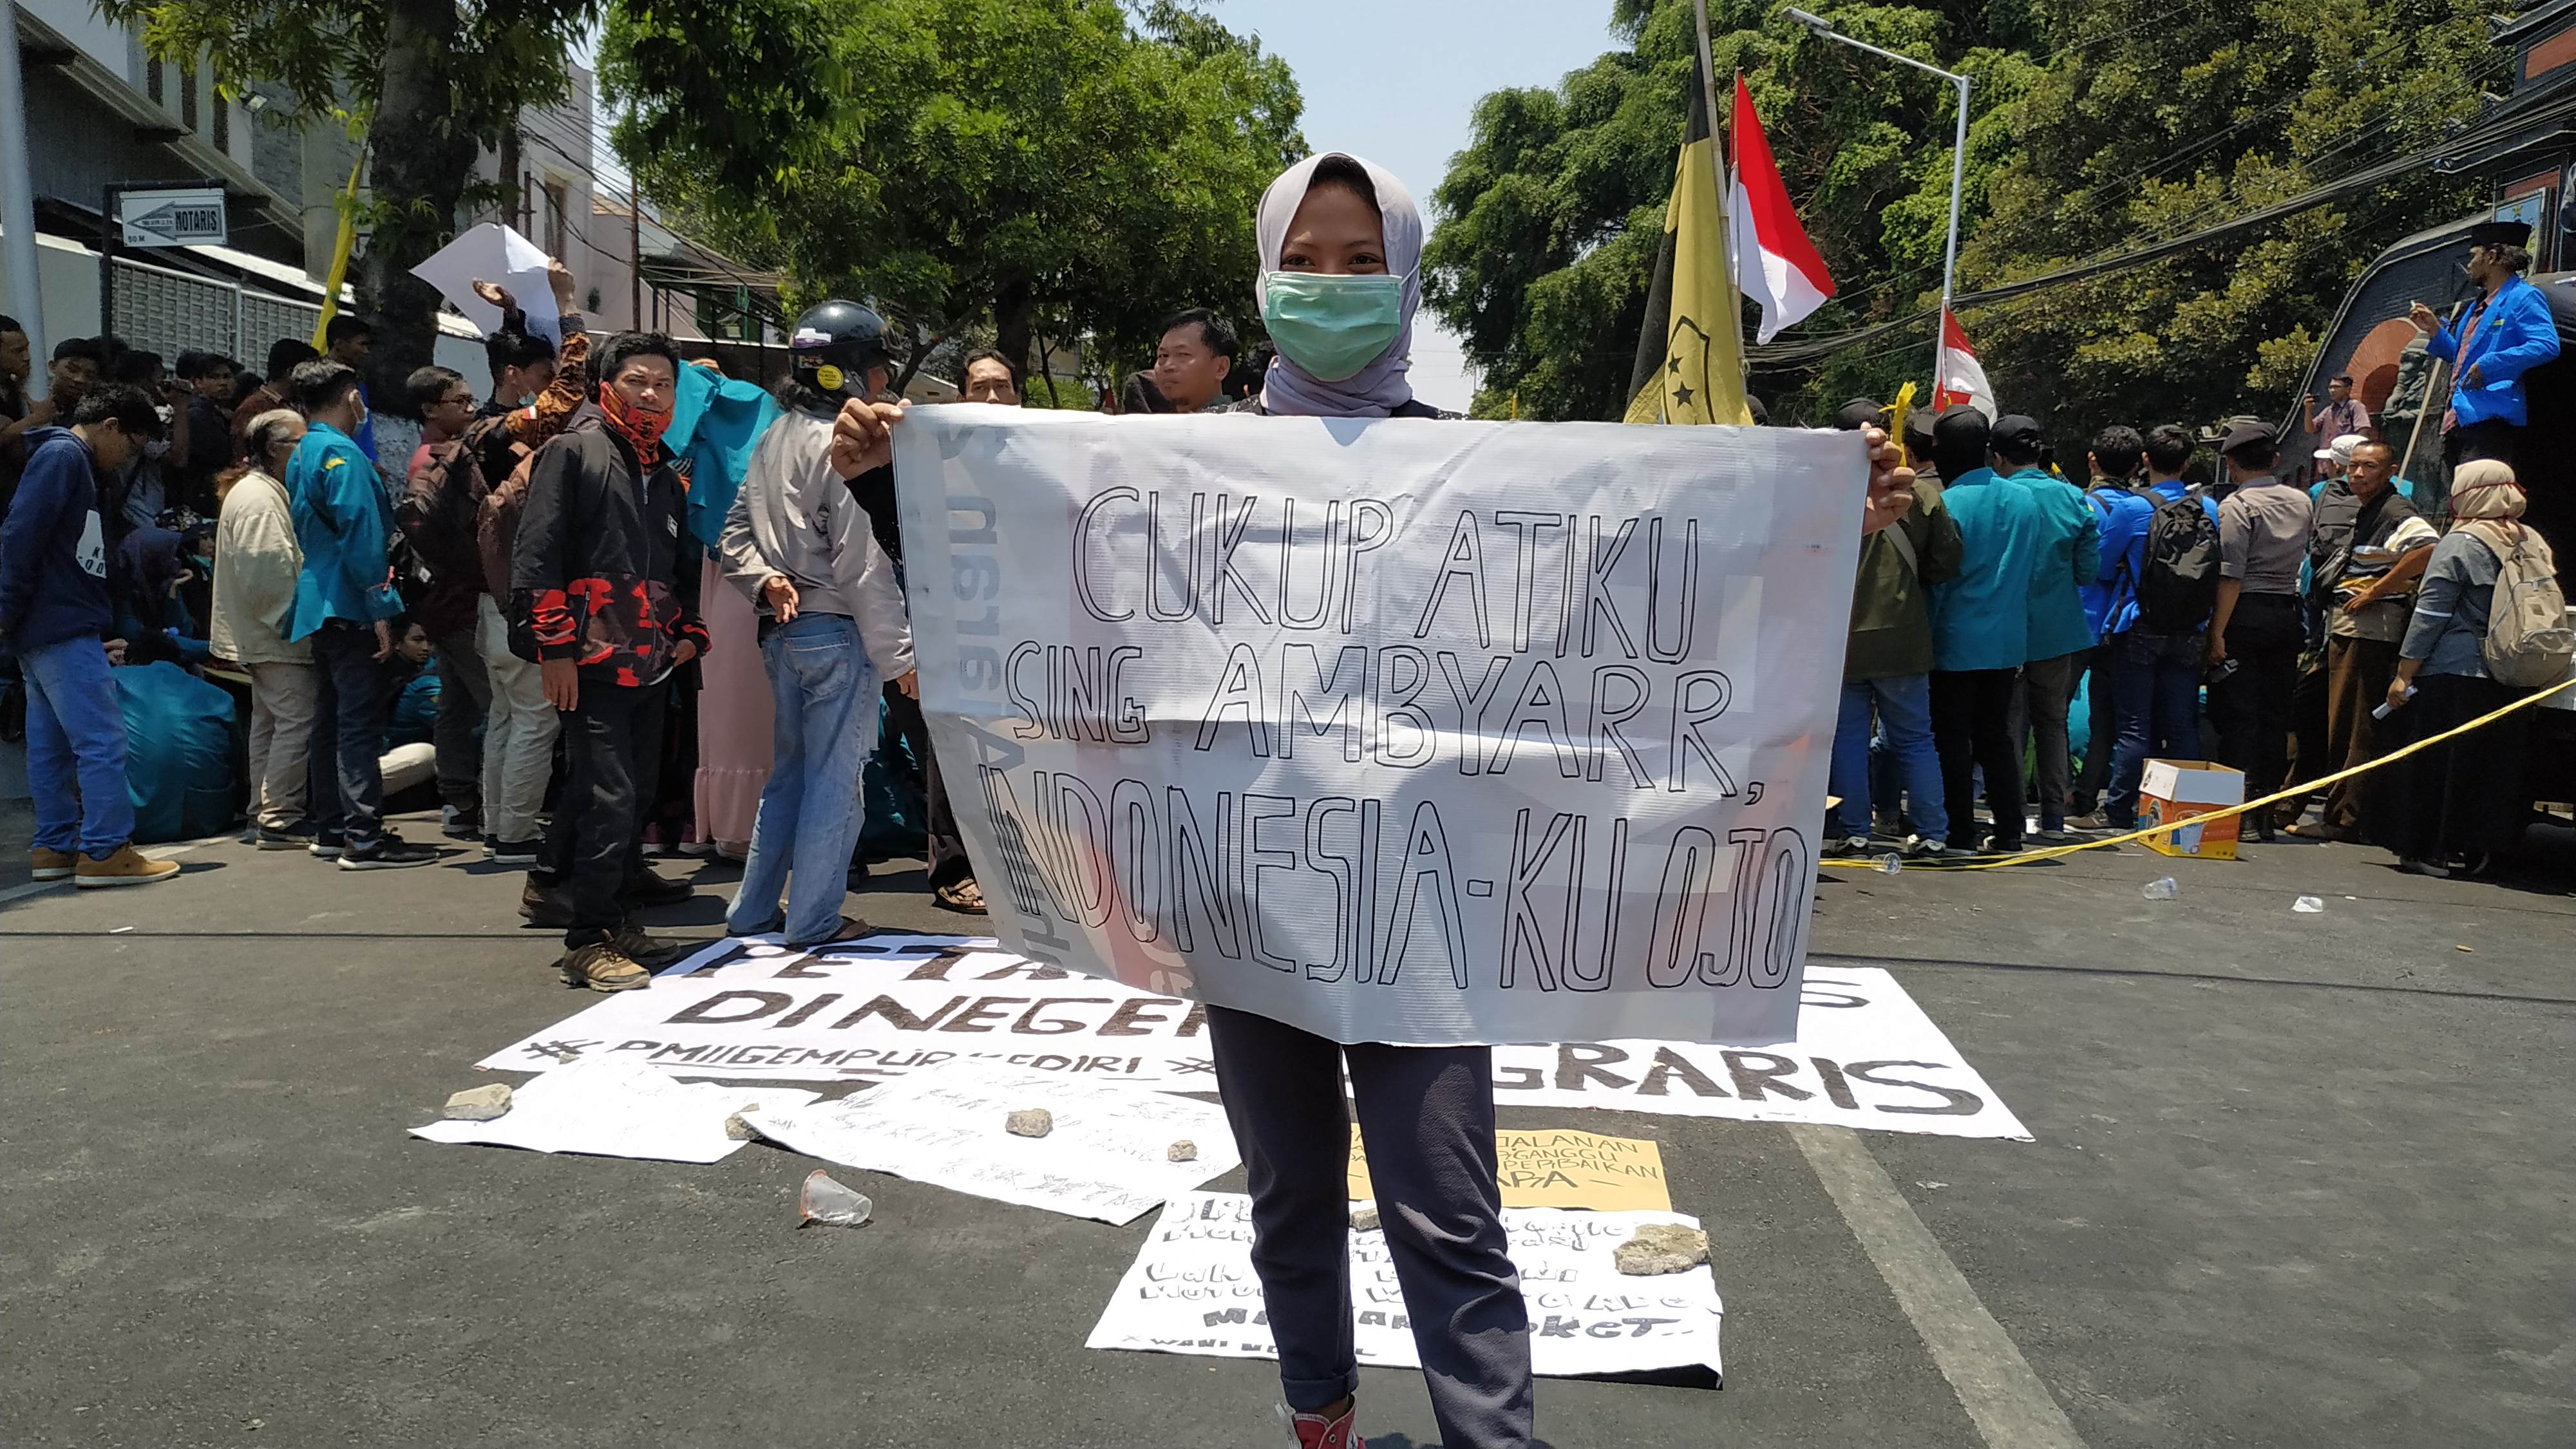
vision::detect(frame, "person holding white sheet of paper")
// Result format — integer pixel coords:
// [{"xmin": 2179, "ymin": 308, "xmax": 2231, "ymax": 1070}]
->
[{"xmin": 829, "ymin": 155, "xmax": 1917, "ymax": 1449}]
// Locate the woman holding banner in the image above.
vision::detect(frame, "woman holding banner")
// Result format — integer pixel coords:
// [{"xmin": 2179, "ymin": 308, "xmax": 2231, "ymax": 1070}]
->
[{"xmin": 831, "ymin": 153, "xmax": 1915, "ymax": 1449}]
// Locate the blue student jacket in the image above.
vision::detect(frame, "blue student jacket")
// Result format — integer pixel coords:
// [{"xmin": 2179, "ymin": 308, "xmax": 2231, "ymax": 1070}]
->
[
  {"xmin": 0, "ymin": 427, "xmax": 112, "ymax": 650},
  {"xmin": 285, "ymin": 421, "xmax": 402, "ymax": 640},
  {"xmin": 2011, "ymin": 468, "xmax": 2102, "ymax": 661},
  {"xmin": 1929, "ymin": 468, "xmax": 2051, "ymax": 672},
  {"xmin": 2081, "ymin": 483, "xmax": 2155, "ymax": 639},
  {"xmin": 2427, "ymin": 273, "xmax": 2561, "ymax": 428}
]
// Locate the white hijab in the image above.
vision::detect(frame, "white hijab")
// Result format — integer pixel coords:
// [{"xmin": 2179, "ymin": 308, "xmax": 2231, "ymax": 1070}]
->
[{"xmin": 1253, "ymin": 152, "xmax": 1425, "ymax": 418}]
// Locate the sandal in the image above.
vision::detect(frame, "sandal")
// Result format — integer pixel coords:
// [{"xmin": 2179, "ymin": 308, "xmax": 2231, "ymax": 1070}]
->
[
  {"xmin": 934, "ymin": 878, "xmax": 989, "ymax": 916},
  {"xmin": 786, "ymin": 915, "xmax": 875, "ymax": 948}
]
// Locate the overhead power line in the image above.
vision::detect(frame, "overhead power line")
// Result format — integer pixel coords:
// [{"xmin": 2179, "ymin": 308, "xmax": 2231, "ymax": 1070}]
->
[{"xmin": 1750, "ymin": 145, "xmax": 2435, "ymax": 368}]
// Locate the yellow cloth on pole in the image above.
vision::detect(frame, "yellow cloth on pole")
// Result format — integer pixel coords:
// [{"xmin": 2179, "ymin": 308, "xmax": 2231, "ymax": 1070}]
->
[
  {"xmin": 308, "ymin": 151, "xmax": 366, "ymax": 349},
  {"xmin": 1622, "ymin": 65, "xmax": 1751, "ymax": 427}
]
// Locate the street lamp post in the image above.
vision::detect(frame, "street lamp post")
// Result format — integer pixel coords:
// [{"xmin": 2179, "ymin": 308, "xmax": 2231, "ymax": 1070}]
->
[{"xmin": 1785, "ymin": 7, "xmax": 1971, "ymax": 394}]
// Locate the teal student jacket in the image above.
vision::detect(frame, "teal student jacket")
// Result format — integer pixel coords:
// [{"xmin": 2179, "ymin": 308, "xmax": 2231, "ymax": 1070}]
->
[{"xmin": 1928, "ymin": 467, "xmax": 2049, "ymax": 672}]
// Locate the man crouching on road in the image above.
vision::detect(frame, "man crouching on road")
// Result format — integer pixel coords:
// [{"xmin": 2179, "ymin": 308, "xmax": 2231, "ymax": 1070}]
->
[{"xmin": 510, "ymin": 332, "xmax": 707, "ymax": 991}]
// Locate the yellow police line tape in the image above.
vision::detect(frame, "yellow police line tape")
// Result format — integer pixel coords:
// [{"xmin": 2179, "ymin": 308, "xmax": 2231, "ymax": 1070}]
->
[{"xmin": 1820, "ymin": 677, "xmax": 2576, "ymax": 872}]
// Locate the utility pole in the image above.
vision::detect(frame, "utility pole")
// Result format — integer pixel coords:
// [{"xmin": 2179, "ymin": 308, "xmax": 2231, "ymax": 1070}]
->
[
  {"xmin": 0, "ymin": 1, "xmax": 46, "ymax": 392},
  {"xmin": 629, "ymin": 175, "xmax": 641, "ymax": 330},
  {"xmin": 1786, "ymin": 8, "xmax": 1971, "ymax": 393}
]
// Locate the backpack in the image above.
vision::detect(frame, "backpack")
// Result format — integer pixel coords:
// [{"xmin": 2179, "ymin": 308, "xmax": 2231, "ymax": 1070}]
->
[
  {"xmin": 2130, "ymin": 488, "xmax": 2222, "ymax": 634},
  {"xmin": 2469, "ymin": 523, "xmax": 2574, "ymax": 688}
]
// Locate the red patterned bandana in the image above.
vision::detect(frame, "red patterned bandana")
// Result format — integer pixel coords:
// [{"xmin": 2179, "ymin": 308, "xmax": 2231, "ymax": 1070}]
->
[{"xmin": 599, "ymin": 383, "xmax": 672, "ymax": 468}]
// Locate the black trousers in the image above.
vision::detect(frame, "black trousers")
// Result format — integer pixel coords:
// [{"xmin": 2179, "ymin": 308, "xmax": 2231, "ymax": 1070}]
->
[
  {"xmin": 1206, "ymin": 1007, "xmax": 1533, "ymax": 1448},
  {"xmin": 2072, "ymin": 642, "xmax": 2117, "ymax": 812},
  {"xmin": 2210, "ymin": 592, "xmax": 2304, "ymax": 809},
  {"xmin": 545, "ymin": 682, "xmax": 652, "ymax": 947},
  {"xmin": 1931, "ymin": 667, "xmax": 2023, "ymax": 850},
  {"xmin": 2380, "ymin": 672, "xmax": 2528, "ymax": 862},
  {"xmin": 2445, "ymin": 417, "xmax": 2522, "ymax": 474},
  {"xmin": 921, "ymin": 721, "xmax": 972, "ymax": 890},
  {"xmin": 307, "ymin": 621, "xmax": 391, "ymax": 846}
]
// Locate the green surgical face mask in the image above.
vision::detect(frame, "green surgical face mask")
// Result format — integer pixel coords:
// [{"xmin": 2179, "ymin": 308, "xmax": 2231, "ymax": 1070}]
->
[{"xmin": 1261, "ymin": 270, "xmax": 1406, "ymax": 382}]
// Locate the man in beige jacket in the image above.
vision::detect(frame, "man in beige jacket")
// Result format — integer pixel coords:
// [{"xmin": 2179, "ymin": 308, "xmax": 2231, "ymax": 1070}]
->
[{"xmin": 211, "ymin": 408, "xmax": 317, "ymax": 848}]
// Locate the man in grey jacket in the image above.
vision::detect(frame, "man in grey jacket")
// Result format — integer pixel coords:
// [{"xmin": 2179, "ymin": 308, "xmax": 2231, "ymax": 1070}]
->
[{"xmin": 718, "ymin": 301, "xmax": 918, "ymax": 946}]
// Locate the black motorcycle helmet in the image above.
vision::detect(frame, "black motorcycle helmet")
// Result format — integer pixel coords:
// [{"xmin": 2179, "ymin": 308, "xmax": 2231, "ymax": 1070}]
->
[{"xmin": 788, "ymin": 299, "xmax": 893, "ymax": 400}]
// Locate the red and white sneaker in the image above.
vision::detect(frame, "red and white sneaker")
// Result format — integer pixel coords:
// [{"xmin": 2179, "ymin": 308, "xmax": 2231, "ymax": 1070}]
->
[{"xmin": 1288, "ymin": 1403, "xmax": 1363, "ymax": 1449}]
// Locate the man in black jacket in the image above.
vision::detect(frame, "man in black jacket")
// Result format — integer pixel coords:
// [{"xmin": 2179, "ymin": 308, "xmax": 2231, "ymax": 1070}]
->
[{"xmin": 509, "ymin": 332, "xmax": 709, "ymax": 990}]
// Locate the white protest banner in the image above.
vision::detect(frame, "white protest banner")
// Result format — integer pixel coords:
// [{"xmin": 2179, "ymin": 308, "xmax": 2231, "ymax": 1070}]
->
[
  {"xmin": 744, "ymin": 1057, "xmax": 1236, "ymax": 1225},
  {"xmin": 475, "ymin": 941, "xmax": 2027, "ymax": 1141},
  {"xmin": 409, "ymin": 1058, "xmax": 818, "ymax": 1164},
  {"xmin": 1088, "ymin": 1192, "xmax": 1723, "ymax": 1379},
  {"xmin": 1493, "ymin": 969, "xmax": 2032, "ymax": 1141},
  {"xmin": 895, "ymin": 408, "xmax": 1865, "ymax": 1046},
  {"xmin": 409, "ymin": 222, "xmax": 562, "ymax": 342},
  {"xmin": 474, "ymin": 933, "xmax": 1218, "ymax": 1086}
]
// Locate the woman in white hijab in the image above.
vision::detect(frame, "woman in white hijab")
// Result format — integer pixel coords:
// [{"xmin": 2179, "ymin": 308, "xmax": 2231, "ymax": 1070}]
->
[
  {"xmin": 824, "ymin": 149, "xmax": 1918, "ymax": 1449},
  {"xmin": 1208, "ymin": 153, "xmax": 1532, "ymax": 1449}
]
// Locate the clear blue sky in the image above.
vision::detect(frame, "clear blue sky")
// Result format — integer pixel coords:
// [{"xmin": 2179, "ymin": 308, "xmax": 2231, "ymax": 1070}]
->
[{"xmin": 1215, "ymin": 1, "xmax": 1624, "ymax": 408}]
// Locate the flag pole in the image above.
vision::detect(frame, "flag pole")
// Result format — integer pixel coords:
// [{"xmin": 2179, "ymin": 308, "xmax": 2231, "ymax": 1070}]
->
[
  {"xmin": 1934, "ymin": 71, "xmax": 1970, "ymax": 399},
  {"xmin": 1692, "ymin": 0, "xmax": 1747, "ymax": 388}
]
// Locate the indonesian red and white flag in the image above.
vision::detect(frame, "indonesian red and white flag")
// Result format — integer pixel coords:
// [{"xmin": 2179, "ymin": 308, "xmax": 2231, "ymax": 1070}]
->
[
  {"xmin": 1932, "ymin": 310, "xmax": 1996, "ymax": 419},
  {"xmin": 1728, "ymin": 74, "xmax": 1835, "ymax": 343}
]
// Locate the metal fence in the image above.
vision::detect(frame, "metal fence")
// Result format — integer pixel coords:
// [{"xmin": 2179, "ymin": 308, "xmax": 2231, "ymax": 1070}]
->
[{"xmin": 108, "ymin": 254, "xmax": 321, "ymax": 365}]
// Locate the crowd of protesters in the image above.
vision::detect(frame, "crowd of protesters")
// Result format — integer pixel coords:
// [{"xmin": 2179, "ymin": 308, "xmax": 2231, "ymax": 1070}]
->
[
  {"xmin": 6, "ymin": 140, "xmax": 2561, "ymax": 1449},
  {"xmin": 1823, "ymin": 222, "xmax": 2566, "ymax": 877}
]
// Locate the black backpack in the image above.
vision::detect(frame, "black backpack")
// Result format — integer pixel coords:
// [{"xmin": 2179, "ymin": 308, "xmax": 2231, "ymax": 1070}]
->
[{"xmin": 2130, "ymin": 488, "xmax": 2222, "ymax": 634}]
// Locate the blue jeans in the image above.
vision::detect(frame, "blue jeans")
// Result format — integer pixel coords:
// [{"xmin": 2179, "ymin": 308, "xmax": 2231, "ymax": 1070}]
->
[
  {"xmin": 2105, "ymin": 629, "xmax": 2205, "ymax": 825},
  {"xmin": 727, "ymin": 614, "xmax": 878, "ymax": 943},
  {"xmin": 307, "ymin": 621, "xmax": 392, "ymax": 847},
  {"xmin": 22, "ymin": 635, "xmax": 136, "ymax": 857},
  {"xmin": 1829, "ymin": 674, "xmax": 1948, "ymax": 845}
]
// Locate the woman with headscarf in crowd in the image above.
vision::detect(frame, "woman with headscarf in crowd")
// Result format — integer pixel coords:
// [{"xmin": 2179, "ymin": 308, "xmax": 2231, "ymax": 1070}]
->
[
  {"xmin": 2378, "ymin": 459, "xmax": 2553, "ymax": 876},
  {"xmin": 826, "ymin": 151, "xmax": 1914, "ymax": 1449}
]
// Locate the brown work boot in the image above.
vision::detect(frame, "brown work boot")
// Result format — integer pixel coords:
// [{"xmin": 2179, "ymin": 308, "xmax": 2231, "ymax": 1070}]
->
[
  {"xmin": 558, "ymin": 940, "xmax": 650, "ymax": 992},
  {"xmin": 31, "ymin": 847, "xmax": 76, "ymax": 881},
  {"xmin": 75, "ymin": 844, "xmax": 181, "ymax": 889},
  {"xmin": 609, "ymin": 920, "xmax": 686, "ymax": 969},
  {"xmin": 520, "ymin": 876, "xmax": 573, "ymax": 928}
]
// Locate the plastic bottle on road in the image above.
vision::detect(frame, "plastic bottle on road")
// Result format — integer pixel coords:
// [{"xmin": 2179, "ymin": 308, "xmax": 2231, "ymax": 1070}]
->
[
  {"xmin": 1875, "ymin": 855, "xmax": 1904, "ymax": 875},
  {"xmin": 799, "ymin": 1170, "xmax": 873, "ymax": 1227},
  {"xmin": 2142, "ymin": 877, "xmax": 2180, "ymax": 900}
]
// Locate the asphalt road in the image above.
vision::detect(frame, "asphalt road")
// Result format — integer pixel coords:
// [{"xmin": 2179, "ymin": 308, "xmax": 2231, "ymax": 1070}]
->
[{"xmin": 3, "ymin": 812, "xmax": 2570, "ymax": 1448}]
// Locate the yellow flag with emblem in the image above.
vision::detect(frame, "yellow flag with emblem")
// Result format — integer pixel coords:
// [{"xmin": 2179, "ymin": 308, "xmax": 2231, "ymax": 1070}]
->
[{"xmin": 1623, "ymin": 61, "xmax": 1752, "ymax": 426}]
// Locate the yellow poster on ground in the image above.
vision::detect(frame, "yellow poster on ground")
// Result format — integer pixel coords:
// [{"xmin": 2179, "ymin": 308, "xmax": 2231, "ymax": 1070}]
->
[{"xmin": 1349, "ymin": 1129, "xmax": 1672, "ymax": 1211}]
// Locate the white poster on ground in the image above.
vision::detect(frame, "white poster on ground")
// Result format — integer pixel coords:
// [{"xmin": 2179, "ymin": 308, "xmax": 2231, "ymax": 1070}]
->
[
  {"xmin": 1088, "ymin": 1192, "xmax": 1723, "ymax": 1379},
  {"xmin": 473, "ymin": 937, "xmax": 2028, "ymax": 1140},
  {"xmin": 408, "ymin": 1057, "xmax": 818, "ymax": 1164},
  {"xmin": 475, "ymin": 933, "xmax": 1220, "ymax": 1087},
  {"xmin": 743, "ymin": 1057, "xmax": 1236, "ymax": 1225},
  {"xmin": 894, "ymin": 408, "xmax": 1866, "ymax": 1046}
]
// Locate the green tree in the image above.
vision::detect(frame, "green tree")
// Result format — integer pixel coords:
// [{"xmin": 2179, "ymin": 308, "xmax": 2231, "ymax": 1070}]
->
[
  {"xmin": 1956, "ymin": 0, "xmax": 2490, "ymax": 443},
  {"xmin": 1424, "ymin": 0, "xmax": 2039, "ymax": 422},
  {"xmin": 603, "ymin": 0, "xmax": 1303, "ymax": 388},
  {"xmin": 102, "ymin": 0, "xmax": 602, "ymax": 401},
  {"xmin": 1426, "ymin": 0, "xmax": 2495, "ymax": 434}
]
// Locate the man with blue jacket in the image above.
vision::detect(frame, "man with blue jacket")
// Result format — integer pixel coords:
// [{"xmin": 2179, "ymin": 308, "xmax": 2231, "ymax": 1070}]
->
[
  {"xmin": 284, "ymin": 360, "xmax": 436, "ymax": 869},
  {"xmin": 1926, "ymin": 407, "xmax": 2046, "ymax": 855},
  {"xmin": 2410, "ymin": 218, "xmax": 2559, "ymax": 475},
  {"xmin": 0, "ymin": 384, "xmax": 179, "ymax": 887},
  {"xmin": 1995, "ymin": 415, "xmax": 2101, "ymax": 842}
]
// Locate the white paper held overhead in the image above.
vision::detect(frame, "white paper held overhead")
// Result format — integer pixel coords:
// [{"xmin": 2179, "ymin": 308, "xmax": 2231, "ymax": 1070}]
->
[{"xmin": 410, "ymin": 222, "xmax": 562, "ymax": 343}]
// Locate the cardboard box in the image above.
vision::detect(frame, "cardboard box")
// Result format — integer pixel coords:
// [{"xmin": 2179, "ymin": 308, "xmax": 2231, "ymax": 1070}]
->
[{"xmin": 2138, "ymin": 759, "xmax": 2245, "ymax": 860}]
